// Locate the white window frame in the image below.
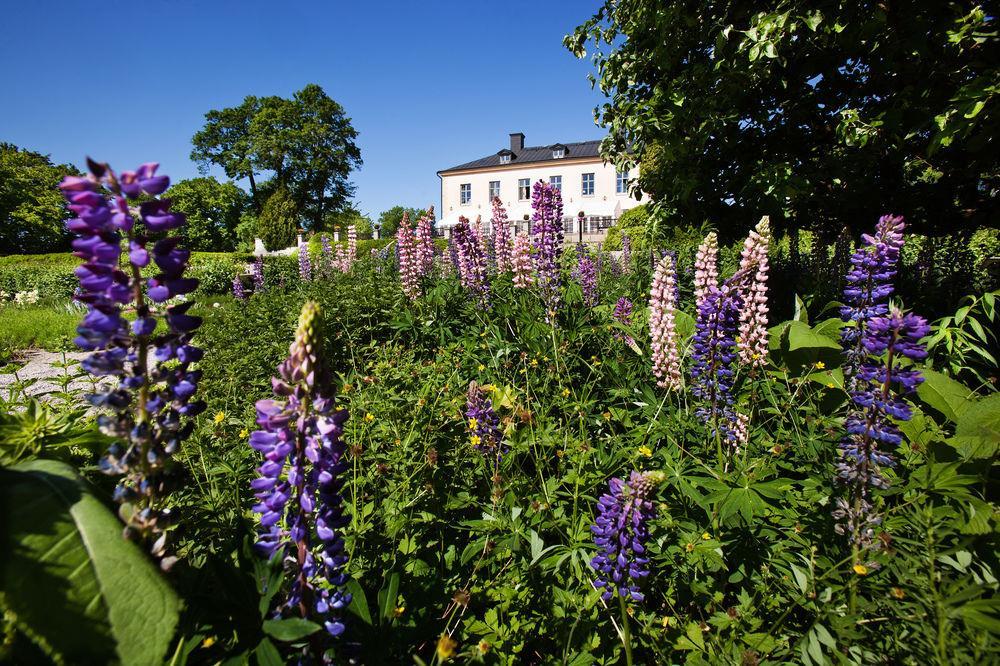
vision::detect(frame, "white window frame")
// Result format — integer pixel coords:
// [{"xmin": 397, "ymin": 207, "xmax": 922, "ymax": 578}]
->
[
  {"xmin": 581, "ymin": 172, "xmax": 595, "ymax": 196},
  {"xmin": 489, "ymin": 180, "xmax": 500, "ymax": 200},
  {"xmin": 460, "ymin": 183, "xmax": 471, "ymax": 205},
  {"xmin": 549, "ymin": 175, "xmax": 562, "ymax": 192},
  {"xmin": 500, "ymin": 154, "xmax": 511, "ymax": 164},
  {"xmin": 616, "ymin": 171, "xmax": 627, "ymax": 194},
  {"xmin": 552, "ymin": 148, "xmax": 565, "ymax": 159},
  {"xmin": 518, "ymin": 178, "xmax": 530, "ymax": 201}
]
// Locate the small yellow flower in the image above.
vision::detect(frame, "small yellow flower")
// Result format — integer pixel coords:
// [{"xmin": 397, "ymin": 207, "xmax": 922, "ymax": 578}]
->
[
  {"xmin": 826, "ymin": 382, "xmax": 835, "ymax": 388},
  {"xmin": 342, "ymin": 383, "xmax": 353, "ymax": 393},
  {"xmin": 891, "ymin": 587, "xmax": 905, "ymax": 599},
  {"xmin": 661, "ymin": 616, "xmax": 672, "ymax": 628},
  {"xmin": 638, "ymin": 445, "xmax": 653, "ymax": 458},
  {"xmin": 201, "ymin": 636, "xmax": 216, "ymax": 648},
  {"xmin": 436, "ymin": 635, "xmax": 458, "ymax": 660},
  {"xmin": 393, "ymin": 605, "xmax": 405, "ymax": 617},
  {"xmin": 685, "ymin": 542, "xmax": 695, "ymax": 552},
  {"xmin": 815, "ymin": 361, "xmax": 826, "ymax": 369},
  {"xmin": 561, "ymin": 388, "xmax": 570, "ymax": 398},
  {"xmin": 213, "ymin": 411, "xmax": 225, "ymax": 425},
  {"xmin": 478, "ymin": 364, "xmax": 486, "ymax": 372},
  {"xmin": 752, "ymin": 352, "xmax": 761, "ymax": 360},
  {"xmin": 483, "ymin": 384, "xmax": 496, "ymax": 392},
  {"xmin": 701, "ymin": 532, "xmax": 711, "ymax": 540},
  {"xmin": 364, "ymin": 413, "xmax": 375, "ymax": 423},
  {"xmin": 530, "ymin": 359, "xmax": 538, "ymax": 367},
  {"xmin": 238, "ymin": 428, "xmax": 249, "ymax": 439},
  {"xmin": 853, "ymin": 564, "xmax": 869, "ymax": 576},
  {"xmin": 477, "ymin": 640, "xmax": 491, "ymax": 654},
  {"xmin": 468, "ymin": 417, "xmax": 479, "ymax": 430},
  {"xmin": 602, "ymin": 411, "xmax": 612, "ymax": 421},
  {"xmin": 470, "ymin": 435, "xmax": 481, "ymax": 447},
  {"xmin": 394, "ymin": 438, "xmax": 401, "ymax": 446}
]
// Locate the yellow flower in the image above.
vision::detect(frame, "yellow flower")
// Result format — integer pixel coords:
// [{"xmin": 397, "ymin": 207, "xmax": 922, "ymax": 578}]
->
[
  {"xmin": 685, "ymin": 542, "xmax": 695, "ymax": 552},
  {"xmin": 470, "ymin": 435, "xmax": 481, "ymax": 447},
  {"xmin": 364, "ymin": 413, "xmax": 375, "ymax": 423},
  {"xmin": 891, "ymin": 587, "xmax": 905, "ymax": 599},
  {"xmin": 530, "ymin": 359, "xmax": 538, "ymax": 367},
  {"xmin": 661, "ymin": 616, "xmax": 672, "ymax": 628},
  {"xmin": 477, "ymin": 640, "xmax": 491, "ymax": 654},
  {"xmin": 638, "ymin": 445, "xmax": 653, "ymax": 458},
  {"xmin": 483, "ymin": 384, "xmax": 496, "ymax": 392},
  {"xmin": 701, "ymin": 532, "xmax": 711, "ymax": 540},
  {"xmin": 853, "ymin": 564, "xmax": 869, "ymax": 576},
  {"xmin": 201, "ymin": 636, "xmax": 216, "ymax": 648},
  {"xmin": 238, "ymin": 429, "xmax": 249, "ymax": 439},
  {"xmin": 393, "ymin": 605, "xmax": 405, "ymax": 617},
  {"xmin": 213, "ymin": 411, "xmax": 225, "ymax": 425},
  {"xmin": 561, "ymin": 388, "xmax": 570, "ymax": 398},
  {"xmin": 468, "ymin": 417, "xmax": 479, "ymax": 430},
  {"xmin": 342, "ymin": 383, "xmax": 352, "ymax": 393},
  {"xmin": 826, "ymin": 382, "xmax": 835, "ymax": 388},
  {"xmin": 436, "ymin": 635, "xmax": 458, "ymax": 660},
  {"xmin": 815, "ymin": 361, "xmax": 826, "ymax": 369},
  {"xmin": 478, "ymin": 364, "xmax": 486, "ymax": 372}
]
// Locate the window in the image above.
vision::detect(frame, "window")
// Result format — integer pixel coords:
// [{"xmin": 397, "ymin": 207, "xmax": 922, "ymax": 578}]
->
[
  {"xmin": 549, "ymin": 175, "xmax": 562, "ymax": 192},
  {"xmin": 489, "ymin": 180, "xmax": 500, "ymax": 200},
  {"xmin": 518, "ymin": 178, "xmax": 530, "ymax": 200},
  {"xmin": 582, "ymin": 172, "xmax": 595, "ymax": 196},
  {"xmin": 460, "ymin": 183, "xmax": 471, "ymax": 205},
  {"xmin": 552, "ymin": 148, "xmax": 565, "ymax": 159},
  {"xmin": 616, "ymin": 171, "xmax": 627, "ymax": 194},
  {"xmin": 500, "ymin": 154, "xmax": 511, "ymax": 164}
]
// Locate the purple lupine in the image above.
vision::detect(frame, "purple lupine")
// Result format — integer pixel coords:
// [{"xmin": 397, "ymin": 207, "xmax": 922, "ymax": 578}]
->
[
  {"xmin": 492, "ymin": 198, "xmax": 513, "ymax": 273},
  {"xmin": 321, "ymin": 233, "xmax": 334, "ymax": 278},
  {"xmin": 252, "ymin": 256, "xmax": 265, "ymax": 293},
  {"xmin": 232, "ymin": 275, "xmax": 247, "ymax": 300},
  {"xmin": 60, "ymin": 159, "xmax": 204, "ymax": 562},
  {"xmin": 415, "ymin": 207, "xmax": 435, "ymax": 278},
  {"xmin": 620, "ymin": 234, "xmax": 633, "ymax": 273},
  {"xmin": 298, "ymin": 240, "xmax": 312, "ymax": 282},
  {"xmin": 612, "ymin": 297, "xmax": 635, "ymax": 346},
  {"xmin": 690, "ymin": 270, "xmax": 749, "ymax": 450},
  {"xmin": 694, "ymin": 232, "xmax": 719, "ymax": 311},
  {"xmin": 574, "ymin": 246, "xmax": 599, "ymax": 307},
  {"xmin": 650, "ymin": 254, "xmax": 682, "ymax": 390},
  {"xmin": 590, "ymin": 471, "xmax": 662, "ymax": 602},
  {"xmin": 346, "ymin": 224, "xmax": 357, "ymax": 272},
  {"xmin": 250, "ymin": 301, "xmax": 352, "ymax": 639},
  {"xmin": 465, "ymin": 382, "xmax": 505, "ymax": 471},
  {"xmin": 531, "ymin": 180, "xmax": 564, "ymax": 323},
  {"xmin": 512, "ymin": 234, "xmax": 534, "ymax": 288},
  {"xmin": 737, "ymin": 218, "xmax": 771, "ymax": 367},
  {"xmin": 397, "ymin": 213, "xmax": 420, "ymax": 301},
  {"xmin": 453, "ymin": 217, "xmax": 490, "ymax": 309}
]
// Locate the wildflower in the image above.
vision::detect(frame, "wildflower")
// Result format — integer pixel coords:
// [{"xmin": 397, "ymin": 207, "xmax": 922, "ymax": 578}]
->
[
  {"xmin": 478, "ymin": 363, "xmax": 486, "ymax": 372},
  {"xmin": 346, "ymin": 224, "xmax": 358, "ymax": 273},
  {"xmin": 612, "ymin": 297, "xmax": 636, "ymax": 346},
  {"xmin": 891, "ymin": 587, "xmax": 905, "ymax": 599},
  {"xmin": 436, "ymin": 635, "xmax": 458, "ymax": 660},
  {"xmin": 466, "ymin": 382, "xmax": 504, "ymax": 468},
  {"xmin": 298, "ymin": 240, "xmax": 311, "ymax": 281},
  {"xmin": 393, "ymin": 605, "xmax": 405, "ymax": 617},
  {"xmin": 737, "ymin": 217, "xmax": 771, "ymax": 367},
  {"xmin": 561, "ymin": 388, "xmax": 570, "ymax": 398},
  {"xmin": 701, "ymin": 532, "xmax": 711, "ymax": 540},
  {"xmin": 492, "ymin": 198, "xmax": 512, "ymax": 273},
  {"xmin": 452, "ymin": 217, "xmax": 491, "ymax": 309},
  {"xmin": 232, "ymin": 275, "xmax": 247, "ymax": 300},
  {"xmin": 60, "ymin": 159, "xmax": 204, "ymax": 562},
  {"xmin": 249, "ymin": 301, "xmax": 351, "ymax": 638},
  {"xmin": 638, "ymin": 445, "xmax": 652, "ymax": 458},
  {"xmin": 573, "ymin": 245, "xmax": 598, "ymax": 307},
  {"xmin": 815, "ymin": 361, "xmax": 826, "ymax": 370},
  {"xmin": 693, "ymin": 232, "xmax": 719, "ymax": 310},
  {"xmin": 512, "ymin": 233, "xmax": 534, "ymax": 288},
  {"xmin": 214, "ymin": 411, "xmax": 226, "ymax": 424},
  {"xmin": 251, "ymin": 256, "xmax": 265, "ymax": 293},
  {"xmin": 396, "ymin": 213, "xmax": 420, "ymax": 300},
  {"xmin": 239, "ymin": 428, "xmax": 249, "ymax": 439},
  {"xmin": 201, "ymin": 637, "xmax": 216, "ymax": 648},
  {"xmin": 364, "ymin": 413, "xmax": 375, "ymax": 423},
  {"xmin": 853, "ymin": 564, "xmax": 869, "ymax": 576},
  {"xmin": 649, "ymin": 253, "xmax": 682, "ymax": 390},
  {"xmin": 620, "ymin": 233, "xmax": 633, "ymax": 273},
  {"xmin": 415, "ymin": 207, "xmax": 435, "ymax": 278},
  {"xmin": 531, "ymin": 180, "xmax": 564, "ymax": 322},
  {"xmin": 478, "ymin": 640, "xmax": 491, "ymax": 654},
  {"xmin": 590, "ymin": 470, "xmax": 662, "ymax": 602}
]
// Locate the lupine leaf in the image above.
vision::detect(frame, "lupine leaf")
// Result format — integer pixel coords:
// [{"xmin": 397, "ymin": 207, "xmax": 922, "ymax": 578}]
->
[
  {"xmin": 916, "ymin": 369, "xmax": 976, "ymax": 422},
  {"xmin": 0, "ymin": 459, "xmax": 179, "ymax": 665},
  {"xmin": 262, "ymin": 618, "xmax": 322, "ymax": 641}
]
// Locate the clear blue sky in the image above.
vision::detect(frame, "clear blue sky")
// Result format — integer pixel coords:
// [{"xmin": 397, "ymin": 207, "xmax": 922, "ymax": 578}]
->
[{"xmin": 1, "ymin": 0, "xmax": 608, "ymax": 218}]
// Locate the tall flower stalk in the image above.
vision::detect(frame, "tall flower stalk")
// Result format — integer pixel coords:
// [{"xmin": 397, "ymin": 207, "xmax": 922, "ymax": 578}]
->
[
  {"xmin": 649, "ymin": 253, "xmax": 682, "ymax": 390},
  {"xmin": 299, "ymin": 239, "xmax": 312, "ymax": 282},
  {"xmin": 531, "ymin": 180, "xmax": 564, "ymax": 322},
  {"xmin": 492, "ymin": 197, "xmax": 512, "ymax": 273},
  {"xmin": 693, "ymin": 232, "xmax": 719, "ymax": 310},
  {"xmin": 415, "ymin": 207, "xmax": 435, "ymax": 278},
  {"xmin": 465, "ymin": 382, "xmax": 505, "ymax": 476},
  {"xmin": 232, "ymin": 275, "xmax": 247, "ymax": 300},
  {"xmin": 346, "ymin": 224, "xmax": 357, "ymax": 272},
  {"xmin": 453, "ymin": 217, "xmax": 490, "ymax": 309},
  {"xmin": 396, "ymin": 212, "xmax": 420, "ymax": 301},
  {"xmin": 250, "ymin": 301, "xmax": 352, "ymax": 643},
  {"xmin": 252, "ymin": 256, "xmax": 265, "ymax": 293},
  {"xmin": 612, "ymin": 297, "xmax": 635, "ymax": 346},
  {"xmin": 737, "ymin": 218, "xmax": 771, "ymax": 367},
  {"xmin": 574, "ymin": 245, "xmax": 598, "ymax": 307},
  {"xmin": 512, "ymin": 234, "xmax": 534, "ymax": 288},
  {"xmin": 59, "ymin": 159, "xmax": 204, "ymax": 563},
  {"xmin": 620, "ymin": 234, "xmax": 633, "ymax": 273}
]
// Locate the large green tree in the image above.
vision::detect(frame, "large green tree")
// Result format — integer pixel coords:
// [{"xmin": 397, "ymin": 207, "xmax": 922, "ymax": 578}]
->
[
  {"xmin": 190, "ymin": 85, "xmax": 362, "ymax": 229},
  {"xmin": 164, "ymin": 177, "xmax": 247, "ymax": 252},
  {"xmin": 566, "ymin": 2, "xmax": 998, "ymax": 238},
  {"xmin": 377, "ymin": 205, "xmax": 425, "ymax": 237},
  {"xmin": 0, "ymin": 144, "xmax": 79, "ymax": 254}
]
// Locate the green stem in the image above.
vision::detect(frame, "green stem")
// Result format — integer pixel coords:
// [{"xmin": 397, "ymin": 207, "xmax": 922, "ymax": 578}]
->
[{"xmin": 618, "ymin": 594, "xmax": 634, "ymax": 666}]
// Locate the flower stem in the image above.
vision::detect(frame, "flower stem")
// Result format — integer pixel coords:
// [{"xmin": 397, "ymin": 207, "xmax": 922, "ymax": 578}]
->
[{"xmin": 618, "ymin": 594, "xmax": 634, "ymax": 666}]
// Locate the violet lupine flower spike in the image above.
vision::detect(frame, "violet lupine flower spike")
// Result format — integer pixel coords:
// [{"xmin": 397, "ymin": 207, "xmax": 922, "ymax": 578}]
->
[
  {"xmin": 574, "ymin": 246, "xmax": 599, "ymax": 307},
  {"xmin": 465, "ymin": 382, "xmax": 505, "ymax": 474},
  {"xmin": 737, "ymin": 217, "xmax": 771, "ymax": 367},
  {"xmin": 321, "ymin": 234, "xmax": 334, "ymax": 278},
  {"xmin": 299, "ymin": 239, "xmax": 312, "ymax": 282},
  {"xmin": 531, "ymin": 180, "xmax": 564, "ymax": 323},
  {"xmin": 452, "ymin": 217, "xmax": 490, "ymax": 309},
  {"xmin": 252, "ymin": 256, "xmax": 265, "ymax": 293},
  {"xmin": 649, "ymin": 254, "xmax": 682, "ymax": 390},
  {"xmin": 396, "ymin": 212, "xmax": 420, "ymax": 301},
  {"xmin": 512, "ymin": 234, "xmax": 534, "ymax": 288},
  {"xmin": 415, "ymin": 207, "xmax": 435, "ymax": 278},
  {"xmin": 590, "ymin": 470, "xmax": 663, "ymax": 602},
  {"xmin": 693, "ymin": 232, "xmax": 719, "ymax": 310},
  {"xmin": 59, "ymin": 160, "xmax": 204, "ymax": 564},
  {"xmin": 250, "ymin": 301, "xmax": 352, "ymax": 640},
  {"xmin": 233, "ymin": 274, "xmax": 247, "ymax": 300},
  {"xmin": 491, "ymin": 198, "xmax": 512, "ymax": 274},
  {"xmin": 612, "ymin": 297, "xmax": 635, "ymax": 347},
  {"xmin": 620, "ymin": 234, "xmax": 633, "ymax": 274}
]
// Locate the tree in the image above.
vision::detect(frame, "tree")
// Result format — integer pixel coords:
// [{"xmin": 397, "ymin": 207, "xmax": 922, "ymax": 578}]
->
[
  {"xmin": 0, "ymin": 144, "xmax": 79, "ymax": 254},
  {"xmin": 256, "ymin": 187, "xmax": 298, "ymax": 251},
  {"xmin": 377, "ymin": 206, "xmax": 425, "ymax": 237},
  {"xmin": 165, "ymin": 177, "xmax": 247, "ymax": 252},
  {"xmin": 326, "ymin": 206, "xmax": 374, "ymax": 239},
  {"xmin": 190, "ymin": 85, "xmax": 362, "ymax": 229},
  {"xmin": 567, "ymin": 3, "xmax": 998, "ymax": 238}
]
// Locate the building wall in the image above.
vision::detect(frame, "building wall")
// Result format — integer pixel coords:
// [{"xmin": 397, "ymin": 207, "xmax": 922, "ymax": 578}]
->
[{"xmin": 439, "ymin": 159, "xmax": 642, "ymax": 226}]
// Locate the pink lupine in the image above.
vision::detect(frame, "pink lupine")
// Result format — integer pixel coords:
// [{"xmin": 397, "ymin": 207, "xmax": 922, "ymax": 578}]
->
[
  {"xmin": 346, "ymin": 224, "xmax": 357, "ymax": 272},
  {"xmin": 415, "ymin": 206, "xmax": 435, "ymax": 278},
  {"xmin": 492, "ymin": 197, "xmax": 512, "ymax": 273},
  {"xmin": 512, "ymin": 233, "xmax": 534, "ymax": 288},
  {"xmin": 649, "ymin": 253, "xmax": 682, "ymax": 390},
  {"xmin": 737, "ymin": 217, "xmax": 771, "ymax": 367},
  {"xmin": 396, "ymin": 212, "xmax": 420, "ymax": 301},
  {"xmin": 693, "ymin": 232, "xmax": 719, "ymax": 309}
]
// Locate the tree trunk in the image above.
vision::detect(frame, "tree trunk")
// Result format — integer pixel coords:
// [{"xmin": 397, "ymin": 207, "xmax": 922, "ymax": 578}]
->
[{"xmin": 248, "ymin": 171, "xmax": 261, "ymax": 213}]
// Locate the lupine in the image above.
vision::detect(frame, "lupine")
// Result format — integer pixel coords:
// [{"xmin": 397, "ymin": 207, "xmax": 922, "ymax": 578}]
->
[
  {"xmin": 574, "ymin": 246, "xmax": 598, "ymax": 307},
  {"xmin": 649, "ymin": 253, "xmax": 682, "ymax": 390},
  {"xmin": 531, "ymin": 180, "xmax": 564, "ymax": 322},
  {"xmin": 250, "ymin": 301, "xmax": 352, "ymax": 640},
  {"xmin": 492, "ymin": 197, "xmax": 512, "ymax": 273},
  {"xmin": 59, "ymin": 159, "xmax": 204, "ymax": 562},
  {"xmin": 299, "ymin": 240, "xmax": 312, "ymax": 282},
  {"xmin": 453, "ymin": 217, "xmax": 490, "ymax": 309},
  {"xmin": 321, "ymin": 233, "xmax": 334, "ymax": 278},
  {"xmin": 621, "ymin": 233, "xmax": 633, "ymax": 273},
  {"xmin": 415, "ymin": 207, "xmax": 435, "ymax": 278},
  {"xmin": 465, "ymin": 382, "xmax": 504, "ymax": 470},
  {"xmin": 252, "ymin": 256, "xmax": 265, "ymax": 293},
  {"xmin": 232, "ymin": 275, "xmax": 247, "ymax": 300},
  {"xmin": 396, "ymin": 212, "xmax": 420, "ymax": 301},
  {"xmin": 346, "ymin": 224, "xmax": 357, "ymax": 272},
  {"xmin": 737, "ymin": 217, "xmax": 771, "ymax": 367},
  {"xmin": 693, "ymin": 232, "xmax": 719, "ymax": 310},
  {"xmin": 612, "ymin": 297, "xmax": 635, "ymax": 346},
  {"xmin": 512, "ymin": 234, "xmax": 534, "ymax": 288},
  {"xmin": 590, "ymin": 470, "xmax": 662, "ymax": 602}
]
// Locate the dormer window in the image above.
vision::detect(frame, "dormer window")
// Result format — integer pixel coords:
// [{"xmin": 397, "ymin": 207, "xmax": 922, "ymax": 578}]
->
[
  {"xmin": 500, "ymin": 154, "xmax": 511, "ymax": 164},
  {"xmin": 497, "ymin": 149, "xmax": 514, "ymax": 165},
  {"xmin": 551, "ymin": 143, "xmax": 567, "ymax": 159}
]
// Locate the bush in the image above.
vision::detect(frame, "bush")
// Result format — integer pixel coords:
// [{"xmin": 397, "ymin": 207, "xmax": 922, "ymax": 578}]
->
[
  {"xmin": 603, "ymin": 204, "xmax": 649, "ymax": 252},
  {"xmin": 255, "ymin": 187, "xmax": 298, "ymax": 252}
]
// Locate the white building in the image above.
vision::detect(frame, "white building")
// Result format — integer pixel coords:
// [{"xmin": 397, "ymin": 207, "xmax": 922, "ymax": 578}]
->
[{"xmin": 437, "ymin": 132, "xmax": 642, "ymax": 243}]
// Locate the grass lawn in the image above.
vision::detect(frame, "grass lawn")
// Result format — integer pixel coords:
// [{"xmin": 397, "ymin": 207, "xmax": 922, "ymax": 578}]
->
[{"xmin": 0, "ymin": 303, "xmax": 80, "ymax": 362}]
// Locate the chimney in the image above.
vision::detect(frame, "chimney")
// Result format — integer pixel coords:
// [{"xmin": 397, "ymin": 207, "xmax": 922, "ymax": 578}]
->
[{"xmin": 509, "ymin": 132, "xmax": 525, "ymax": 153}]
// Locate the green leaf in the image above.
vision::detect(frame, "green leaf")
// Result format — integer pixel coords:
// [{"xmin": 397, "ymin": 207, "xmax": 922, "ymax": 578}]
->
[
  {"xmin": 786, "ymin": 321, "xmax": 841, "ymax": 351},
  {"xmin": 790, "ymin": 564, "xmax": 809, "ymax": 594},
  {"xmin": 378, "ymin": 572, "xmax": 401, "ymax": 621},
  {"xmin": 262, "ymin": 618, "xmax": 322, "ymax": 642},
  {"xmin": 254, "ymin": 637, "xmax": 284, "ymax": 666},
  {"xmin": 917, "ymin": 369, "xmax": 976, "ymax": 422},
  {"xmin": 345, "ymin": 578, "xmax": 372, "ymax": 625},
  {"xmin": 0, "ymin": 459, "xmax": 179, "ymax": 665},
  {"xmin": 949, "ymin": 393, "xmax": 1000, "ymax": 458}
]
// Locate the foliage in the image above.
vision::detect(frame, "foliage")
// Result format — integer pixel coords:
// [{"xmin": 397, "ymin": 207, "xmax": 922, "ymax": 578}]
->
[
  {"xmin": 166, "ymin": 176, "xmax": 248, "ymax": 251},
  {"xmin": 0, "ymin": 144, "xmax": 80, "ymax": 254},
  {"xmin": 603, "ymin": 203, "xmax": 649, "ymax": 252},
  {"xmin": 377, "ymin": 205, "xmax": 426, "ymax": 238},
  {"xmin": 256, "ymin": 187, "xmax": 299, "ymax": 251},
  {"xmin": 190, "ymin": 84, "xmax": 362, "ymax": 228},
  {"xmin": 567, "ymin": 2, "xmax": 999, "ymax": 237},
  {"xmin": 0, "ymin": 302, "xmax": 80, "ymax": 361}
]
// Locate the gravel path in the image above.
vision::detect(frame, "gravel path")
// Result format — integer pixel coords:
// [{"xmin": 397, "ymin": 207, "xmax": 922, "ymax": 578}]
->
[{"xmin": 0, "ymin": 350, "xmax": 108, "ymax": 402}]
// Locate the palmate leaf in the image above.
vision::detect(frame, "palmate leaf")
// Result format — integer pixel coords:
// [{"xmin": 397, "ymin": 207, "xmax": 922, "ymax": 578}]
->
[
  {"xmin": 916, "ymin": 369, "xmax": 976, "ymax": 423},
  {"xmin": 0, "ymin": 459, "xmax": 179, "ymax": 665}
]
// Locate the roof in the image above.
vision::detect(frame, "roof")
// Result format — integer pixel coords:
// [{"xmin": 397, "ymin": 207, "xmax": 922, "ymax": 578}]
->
[{"xmin": 438, "ymin": 139, "xmax": 604, "ymax": 174}]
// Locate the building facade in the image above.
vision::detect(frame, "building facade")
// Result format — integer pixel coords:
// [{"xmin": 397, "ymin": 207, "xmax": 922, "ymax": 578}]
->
[{"xmin": 437, "ymin": 132, "xmax": 642, "ymax": 243}]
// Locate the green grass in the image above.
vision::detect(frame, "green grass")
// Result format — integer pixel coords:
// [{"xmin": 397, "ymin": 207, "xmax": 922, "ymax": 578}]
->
[{"xmin": 0, "ymin": 303, "xmax": 80, "ymax": 362}]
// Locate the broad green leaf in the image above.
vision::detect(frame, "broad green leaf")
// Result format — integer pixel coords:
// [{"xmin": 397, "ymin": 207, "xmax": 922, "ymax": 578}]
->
[
  {"xmin": 254, "ymin": 637, "xmax": 284, "ymax": 666},
  {"xmin": 0, "ymin": 459, "xmax": 179, "ymax": 665},
  {"xmin": 786, "ymin": 321, "xmax": 841, "ymax": 351},
  {"xmin": 378, "ymin": 572, "xmax": 401, "ymax": 621},
  {"xmin": 790, "ymin": 564, "xmax": 809, "ymax": 594},
  {"xmin": 262, "ymin": 618, "xmax": 322, "ymax": 641},
  {"xmin": 345, "ymin": 578, "xmax": 372, "ymax": 625},
  {"xmin": 917, "ymin": 369, "xmax": 976, "ymax": 423},
  {"xmin": 949, "ymin": 392, "xmax": 1000, "ymax": 458}
]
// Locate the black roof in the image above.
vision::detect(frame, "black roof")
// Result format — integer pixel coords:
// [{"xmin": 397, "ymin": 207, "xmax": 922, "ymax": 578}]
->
[{"xmin": 439, "ymin": 139, "xmax": 603, "ymax": 173}]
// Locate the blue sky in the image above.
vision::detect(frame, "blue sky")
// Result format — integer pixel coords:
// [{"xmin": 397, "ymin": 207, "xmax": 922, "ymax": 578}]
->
[{"xmin": 1, "ymin": 0, "xmax": 607, "ymax": 218}]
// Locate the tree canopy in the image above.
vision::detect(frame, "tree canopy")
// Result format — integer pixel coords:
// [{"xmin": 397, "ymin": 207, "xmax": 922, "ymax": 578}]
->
[
  {"xmin": 191, "ymin": 84, "xmax": 362, "ymax": 230},
  {"xmin": 256, "ymin": 187, "xmax": 299, "ymax": 252},
  {"xmin": 165, "ymin": 177, "xmax": 247, "ymax": 252},
  {"xmin": 566, "ymin": 2, "xmax": 998, "ymax": 238},
  {"xmin": 377, "ymin": 205, "xmax": 425, "ymax": 237},
  {"xmin": 0, "ymin": 144, "xmax": 79, "ymax": 254}
]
